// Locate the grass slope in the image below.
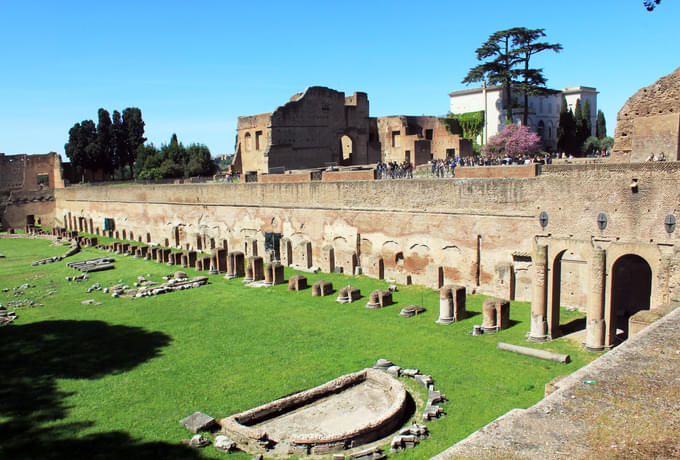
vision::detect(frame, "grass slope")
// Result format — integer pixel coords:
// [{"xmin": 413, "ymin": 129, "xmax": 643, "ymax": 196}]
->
[{"xmin": 0, "ymin": 236, "xmax": 595, "ymax": 459}]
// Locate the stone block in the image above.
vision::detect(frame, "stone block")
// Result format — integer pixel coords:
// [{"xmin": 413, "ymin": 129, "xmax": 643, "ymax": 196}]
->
[
  {"xmin": 247, "ymin": 256, "xmax": 264, "ymax": 281},
  {"xmin": 337, "ymin": 285, "xmax": 361, "ymax": 303},
  {"xmin": 373, "ymin": 358, "xmax": 393, "ymax": 370},
  {"xmin": 400, "ymin": 305, "xmax": 426, "ymax": 317},
  {"xmin": 482, "ymin": 297, "xmax": 511, "ymax": 332},
  {"xmin": 213, "ymin": 248, "xmax": 228, "ymax": 273},
  {"xmin": 179, "ymin": 411, "xmax": 218, "ymax": 433},
  {"xmin": 312, "ymin": 280, "xmax": 333, "ymax": 296},
  {"xmin": 214, "ymin": 435, "xmax": 235, "ymax": 452},
  {"xmin": 386, "ymin": 365, "xmax": 401, "ymax": 377},
  {"xmin": 264, "ymin": 262, "xmax": 284, "ymax": 285},
  {"xmin": 288, "ymin": 274, "xmax": 308, "ymax": 291},
  {"xmin": 226, "ymin": 251, "xmax": 245, "ymax": 278},
  {"xmin": 414, "ymin": 374, "xmax": 433, "ymax": 388}
]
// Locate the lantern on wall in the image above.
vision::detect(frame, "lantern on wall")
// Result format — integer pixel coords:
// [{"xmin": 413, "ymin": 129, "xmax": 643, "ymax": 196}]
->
[{"xmin": 597, "ymin": 213, "xmax": 608, "ymax": 231}]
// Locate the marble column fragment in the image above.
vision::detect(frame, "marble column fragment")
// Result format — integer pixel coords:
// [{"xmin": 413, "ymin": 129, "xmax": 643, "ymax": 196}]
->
[
  {"xmin": 586, "ymin": 247, "xmax": 606, "ymax": 352},
  {"xmin": 529, "ymin": 244, "xmax": 548, "ymax": 342}
]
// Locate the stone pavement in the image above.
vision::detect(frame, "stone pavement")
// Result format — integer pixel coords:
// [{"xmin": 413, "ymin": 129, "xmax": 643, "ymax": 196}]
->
[{"xmin": 433, "ymin": 306, "xmax": 680, "ymax": 460}]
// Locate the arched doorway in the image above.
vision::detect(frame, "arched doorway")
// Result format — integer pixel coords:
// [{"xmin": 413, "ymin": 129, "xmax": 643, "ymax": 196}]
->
[
  {"xmin": 339, "ymin": 135, "xmax": 353, "ymax": 165},
  {"xmin": 550, "ymin": 249, "xmax": 588, "ymax": 338},
  {"xmin": 610, "ymin": 254, "xmax": 652, "ymax": 341}
]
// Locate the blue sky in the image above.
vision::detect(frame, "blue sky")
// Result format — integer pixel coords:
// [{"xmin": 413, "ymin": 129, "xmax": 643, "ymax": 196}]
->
[{"xmin": 1, "ymin": 1, "xmax": 678, "ymax": 157}]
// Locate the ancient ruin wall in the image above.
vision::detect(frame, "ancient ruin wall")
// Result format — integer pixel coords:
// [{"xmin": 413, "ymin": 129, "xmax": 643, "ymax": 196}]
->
[
  {"xmin": 0, "ymin": 152, "xmax": 64, "ymax": 192},
  {"xmin": 1, "ymin": 190, "xmax": 56, "ymax": 229},
  {"xmin": 54, "ymin": 163, "xmax": 680, "ymax": 308},
  {"xmin": 613, "ymin": 66, "xmax": 680, "ymax": 161}
]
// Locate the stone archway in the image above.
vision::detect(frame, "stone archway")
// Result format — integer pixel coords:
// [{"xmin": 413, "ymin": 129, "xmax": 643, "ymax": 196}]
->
[
  {"xmin": 339, "ymin": 134, "xmax": 353, "ymax": 165},
  {"xmin": 610, "ymin": 254, "xmax": 652, "ymax": 342},
  {"xmin": 549, "ymin": 249, "xmax": 588, "ymax": 338}
]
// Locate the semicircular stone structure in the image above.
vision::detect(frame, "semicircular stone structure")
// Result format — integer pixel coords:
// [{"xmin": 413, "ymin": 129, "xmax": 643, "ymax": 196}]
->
[{"xmin": 219, "ymin": 368, "xmax": 409, "ymax": 456}]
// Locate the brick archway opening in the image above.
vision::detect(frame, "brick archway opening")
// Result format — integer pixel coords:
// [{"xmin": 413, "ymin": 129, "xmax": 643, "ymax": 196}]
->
[{"xmin": 611, "ymin": 254, "xmax": 652, "ymax": 342}]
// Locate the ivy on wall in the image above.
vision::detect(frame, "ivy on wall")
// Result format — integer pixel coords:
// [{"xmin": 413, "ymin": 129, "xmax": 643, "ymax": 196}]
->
[{"xmin": 442, "ymin": 111, "xmax": 485, "ymax": 141}]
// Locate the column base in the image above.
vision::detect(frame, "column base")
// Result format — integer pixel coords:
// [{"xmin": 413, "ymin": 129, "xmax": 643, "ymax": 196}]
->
[
  {"xmin": 528, "ymin": 334, "xmax": 548, "ymax": 343},
  {"xmin": 435, "ymin": 318, "xmax": 454, "ymax": 325},
  {"xmin": 585, "ymin": 346, "xmax": 604, "ymax": 353}
]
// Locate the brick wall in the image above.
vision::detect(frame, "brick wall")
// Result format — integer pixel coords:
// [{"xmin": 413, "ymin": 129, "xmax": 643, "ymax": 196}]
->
[{"xmin": 52, "ymin": 163, "xmax": 680, "ymax": 308}]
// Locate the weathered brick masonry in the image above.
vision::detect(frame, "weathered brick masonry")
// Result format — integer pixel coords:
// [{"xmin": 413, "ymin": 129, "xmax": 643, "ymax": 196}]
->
[{"xmin": 55, "ymin": 162, "xmax": 680, "ymax": 349}]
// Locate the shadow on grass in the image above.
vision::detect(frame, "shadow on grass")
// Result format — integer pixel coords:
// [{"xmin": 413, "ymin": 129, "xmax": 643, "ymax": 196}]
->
[
  {"xmin": 560, "ymin": 317, "xmax": 586, "ymax": 336},
  {"xmin": 0, "ymin": 320, "xmax": 204, "ymax": 460},
  {"xmin": 506, "ymin": 319, "xmax": 522, "ymax": 329}
]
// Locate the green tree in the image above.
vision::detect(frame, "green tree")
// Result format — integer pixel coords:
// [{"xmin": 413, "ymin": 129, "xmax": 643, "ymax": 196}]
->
[
  {"xmin": 122, "ymin": 108, "xmax": 146, "ymax": 173},
  {"xmin": 165, "ymin": 133, "xmax": 187, "ymax": 166},
  {"xmin": 462, "ymin": 27, "xmax": 524, "ymax": 124},
  {"xmin": 65, "ymin": 120, "xmax": 99, "ymax": 180},
  {"xmin": 111, "ymin": 110, "xmax": 128, "ymax": 176},
  {"xmin": 463, "ymin": 27, "xmax": 561, "ymax": 126},
  {"xmin": 596, "ymin": 110, "xmax": 607, "ymax": 139},
  {"xmin": 95, "ymin": 108, "xmax": 115, "ymax": 176},
  {"xmin": 158, "ymin": 159, "xmax": 184, "ymax": 178},
  {"xmin": 583, "ymin": 136, "xmax": 600, "ymax": 155},
  {"xmin": 581, "ymin": 99, "xmax": 592, "ymax": 140},
  {"xmin": 64, "ymin": 122, "xmax": 88, "ymax": 176},
  {"xmin": 557, "ymin": 97, "xmax": 576, "ymax": 154},
  {"xmin": 574, "ymin": 99, "xmax": 589, "ymax": 150},
  {"xmin": 600, "ymin": 136, "xmax": 614, "ymax": 152},
  {"xmin": 512, "ymin": 28, "xmax": 562, "ymax": 126},
  {"xmin": 185, "ymin": 144, "xmax": 215, "ymax": 177},
  {"xmin": 134, "ymin": 144, "xmax": 160, "ymax": 178}
]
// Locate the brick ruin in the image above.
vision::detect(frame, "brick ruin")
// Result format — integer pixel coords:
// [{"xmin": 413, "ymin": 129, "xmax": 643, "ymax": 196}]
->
[
  {"xmin": 613, "ymin": 66, "xmax": 680, "ymax": 161},
  {"xmin": 0, "ymin": 152, "xmax": 64, "ymax": 192},
  {"xmin": 54, "ymin": 161, "xmax": 680, "ymax": 352},
  {"xmin": 5, "ymin": 72, "xmax": 680, "ymax": 356},
  {"xmin": 0, "ymin": 152, "xmax": 64, "ymax": 229},
  {"xmin": 232, "ymin": 86, "xmax": 471, "ymax": 175}
]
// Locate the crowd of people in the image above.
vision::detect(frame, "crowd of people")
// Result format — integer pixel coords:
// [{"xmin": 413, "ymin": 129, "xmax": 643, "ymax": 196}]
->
[
  {"xmin": 376, "ymin": 153, "xmax": 560, "ymax": 179},
  {"xmin": 375, "ymin": 161, "xmax": 414, "ymax": 179}
]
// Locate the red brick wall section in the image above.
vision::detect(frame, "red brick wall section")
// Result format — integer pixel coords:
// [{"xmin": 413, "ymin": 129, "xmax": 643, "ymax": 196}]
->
[
  {"xmin": 259, "ymin": 172, "xmax": 313, "ymax": 183},
  {"xmin": 321, "ymin": 169, "xmax": 376, "ymax": 181},
  {"xmin": 455, "ymin": 164, "xmax": 538, "ymax": 178}
]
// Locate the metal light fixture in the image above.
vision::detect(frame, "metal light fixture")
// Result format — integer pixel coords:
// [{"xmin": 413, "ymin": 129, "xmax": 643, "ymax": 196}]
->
[
  {"xmin": 597, "ymin": 213, "xmax": 608, "ymax": 231},
  {"xmin": 665, "ymin": 214, "xmax": 676, "ymax": 233}
]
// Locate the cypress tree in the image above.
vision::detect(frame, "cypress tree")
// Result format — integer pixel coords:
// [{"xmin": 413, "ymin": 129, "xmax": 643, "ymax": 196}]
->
[
  {"xmin": 557, "ymin": 96, "xmax": 576, "ymax": 154},
  {"xmin": 596, "ymin": 110, "xmax": 607, "ymax": 139},
  {"xmin": 95, "ymin": 108, "xmax": 115, "ymax": 176},
  {"xmin": 574, "ymin": 99, "xmax": 588, "ymax": 151},
  {"xmin": 582, "ymin": 99, "xmax": 592, "ymax": 139}
]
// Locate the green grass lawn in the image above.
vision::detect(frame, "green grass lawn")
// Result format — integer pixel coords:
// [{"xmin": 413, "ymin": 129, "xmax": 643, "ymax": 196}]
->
[{"xmin": 0, "ymin": 236, "xmax": 595, "ymax": 459}]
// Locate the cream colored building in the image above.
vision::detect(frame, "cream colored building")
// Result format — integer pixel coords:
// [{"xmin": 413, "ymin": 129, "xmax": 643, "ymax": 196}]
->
[{"xmin": 448, "ymin": 85, "xmax": 598, "ymax": 150}]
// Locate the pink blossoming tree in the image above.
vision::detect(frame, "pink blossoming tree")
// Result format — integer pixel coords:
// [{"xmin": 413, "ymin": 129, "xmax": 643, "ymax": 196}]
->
[{"xmin": 483, "ymin": 124, "xmax": 542, "ymax": 158}]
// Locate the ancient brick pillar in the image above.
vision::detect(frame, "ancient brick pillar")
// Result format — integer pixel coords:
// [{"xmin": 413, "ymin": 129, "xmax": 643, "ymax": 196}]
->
[
  {"xmin": 586, "ymin": 247, "xmax": 606, "ymax": 352},
  {"xmin": 529, "ymin": 244, "xmax": 548, "ymax": 342}
]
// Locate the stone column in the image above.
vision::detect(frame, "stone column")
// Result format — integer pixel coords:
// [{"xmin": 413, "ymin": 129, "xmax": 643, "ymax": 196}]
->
[
  {"xmin": 436, "ymin": 286, "xmax": 454, "ymax": 324},
  {"xmin": 586, "ymin": 247, "xmax": 606, "ymax": 352},
  {"xmin": 529, "ymin": 244, "xmax": 548, "ymax": 342}
]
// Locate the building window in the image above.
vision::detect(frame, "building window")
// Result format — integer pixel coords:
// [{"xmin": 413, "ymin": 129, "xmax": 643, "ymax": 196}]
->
[
  {"xmin": 425, "ymin": 129, "xmax": 433, "ymax": 140},
  {"xmin": 255, "ymin": 131, "xmax": 262, "ymax": 151},
  {"xmin": 392, "ymin": 130, "xmax": 401, "ymax": 148},
  {"xmin": 37, "ymin": 174, "xmax": 49, "ymax": 187}
]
